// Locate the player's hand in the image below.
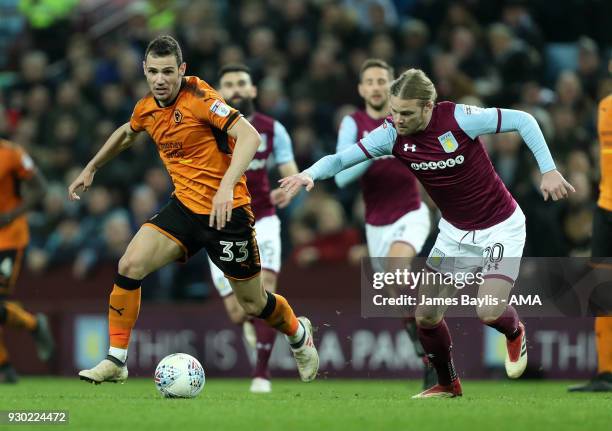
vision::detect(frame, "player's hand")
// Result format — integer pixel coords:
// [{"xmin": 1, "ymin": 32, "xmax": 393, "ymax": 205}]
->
[
  {"xmin": 540, "ymin": 169, "xmax": 575, "ymax": 201},
  {"xmin": 210, "ymin": 186, "xmax": 234, "ymax": 230},
  {"xmin": 278, "ymin": 172, "xmax": 314, "ymax": 197},
  {"xmin": 270, "ymin": 187, "xmax": 292, "ymax": 209},
  {"xmin": 68, "ymin": 165, "xmax": 96, "ymax": 201}
]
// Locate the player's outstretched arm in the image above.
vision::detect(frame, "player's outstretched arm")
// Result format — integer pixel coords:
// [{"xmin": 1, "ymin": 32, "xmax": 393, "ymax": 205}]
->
[
  {"xmin": 455, "ymin": 104, "xmax": 575, "ymax": 201},
  {"xmin": 212, "ymin": 117, "xmax": 260, "ymax": 229},
  {"xmin": 280, "ymin": 123, "xmax": 394, "ymax": 196},
  {"xmin": 68, "ymin": 122, "xmax": 138, "ymax": 200}
]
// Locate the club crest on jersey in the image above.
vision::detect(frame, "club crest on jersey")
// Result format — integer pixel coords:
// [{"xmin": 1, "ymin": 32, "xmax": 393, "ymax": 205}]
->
[
  {"xmin": 173, "ymin": 109, "xmax": 182, "ymax": 123},
  {"xmin": 210, "ymin": 100, "xmax": 230, "ymax": 118},
  {"xmin": 437, "ymin": 131, "xmax": 459, "ymax": 153}
]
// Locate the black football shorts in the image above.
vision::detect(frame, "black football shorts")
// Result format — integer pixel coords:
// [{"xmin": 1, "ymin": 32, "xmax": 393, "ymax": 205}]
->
[{"xmin": 145, "ymin": 196, "xmax": 261, "ymax": 280}]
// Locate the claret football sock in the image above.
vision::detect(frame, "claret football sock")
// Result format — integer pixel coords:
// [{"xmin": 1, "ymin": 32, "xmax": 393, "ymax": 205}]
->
[
  {"xmin": 252, "ymin": 318, "xmax": 277, "ymax": 379},
  {"xmin": 596, "ymin": 317, "xmax": 612, "ymax": 373},
  {"xmin": 3, "ymin": 301, "xmax": 37, "ymax": 331},
  {"xmin": 417, "ymin": 320, "xmax": 457, "ymax": 386},
  {"xmin": 257, "ymin": 292, "xmax": 302, "ymax": 343},
  {"xmin": 485, "ymin": 305, "xmax": 520, "ymax": 340},
  {"xmin": 108, "ymin": 274, "xmax": 141, "ymax": 358}
]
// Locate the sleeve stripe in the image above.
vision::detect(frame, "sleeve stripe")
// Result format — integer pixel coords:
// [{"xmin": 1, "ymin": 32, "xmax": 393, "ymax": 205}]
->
[
  {"xmin": 222, "ymin": 111, "xmax": 241, "ymax": 132},
  {"xmin": 495, "ymin": 108, "xmax": 502, "ymax": 133},
  {"xmin": 129, "ymin": 124, "xmax": 140, "ymax": 133},
  {"xmin": 357, "ymin": 140, "xmax": 373, "ymax": 159}
]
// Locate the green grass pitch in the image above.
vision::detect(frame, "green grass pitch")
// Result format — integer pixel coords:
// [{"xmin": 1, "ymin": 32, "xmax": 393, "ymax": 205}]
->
[{"xmin": 1, "ymin": 378, "xmax": 610, "ymax": 431}]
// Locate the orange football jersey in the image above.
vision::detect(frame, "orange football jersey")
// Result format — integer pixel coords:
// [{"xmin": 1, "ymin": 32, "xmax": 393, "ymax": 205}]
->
[
  {"xmin": 597, "ymin": 95, "xmax": 612, "ymax": 211},
  {"xmin": 0, "ymin": 140, "xmax": 35, "ymax": 250},
  {"xmin": 130, "ymin": 76, "xmax": 250, "ymax": 214}
]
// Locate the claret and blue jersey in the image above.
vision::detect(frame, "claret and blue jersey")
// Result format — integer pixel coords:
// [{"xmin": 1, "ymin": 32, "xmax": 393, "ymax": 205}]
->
[{"xmin": 306, "ymin": 101, "xmax": 556, "ymax": 231}]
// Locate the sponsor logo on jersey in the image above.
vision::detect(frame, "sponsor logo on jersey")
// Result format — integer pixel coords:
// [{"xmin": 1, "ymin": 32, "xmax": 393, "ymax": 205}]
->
[
  {"xmin": 403, "ymin": 143, "xmax": 416, "ymax": 152},
  {"xmin": 438, "ymin": 131, "xmax": 459, "ymax": 153},
  {"xmin": 462, "ymin": 104, "xmax": 484, "ymax": 115},
  {"xmin": 210, "ymin": 100, "xmax": 231, "ymax": 117},
  {"xmin": 411, "ymin": 155, "xmax": 464, "ymax": 171}
]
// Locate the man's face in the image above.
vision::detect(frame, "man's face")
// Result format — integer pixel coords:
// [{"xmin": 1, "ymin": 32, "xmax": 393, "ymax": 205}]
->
[
  {"xmin": 389, "ymin": 95, "xmax": 432, "ymax": 135},
  {"xmin": 219, "ymin": 71, "xmax": 257, "ymax": 114},
  {"xmin": 358, "ymin": 67, "xmax": 391, "ymax": 111},
  {"xmin": 143, "ymin": 54, "xmax": 185, "ymax": 105}
]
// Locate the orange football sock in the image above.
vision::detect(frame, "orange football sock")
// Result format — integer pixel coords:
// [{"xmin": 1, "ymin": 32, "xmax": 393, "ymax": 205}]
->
[
  {"xmin": 595, "ymin": 317, "xmax": 612, "ymax": 373},
  {"xmin": 0, "ymin": 328, "xmax": 8, "ymax": 365},
  {"xmin": 4, "ymin": 301, "xmax": 37, "ymax": 331},
  {"xmin": 108, "ymin": 284, "xmax": 141, "ymax": 349},
  {"xmin": 260, "ymin": 293, "xmax": 299, "ymax": 336}
]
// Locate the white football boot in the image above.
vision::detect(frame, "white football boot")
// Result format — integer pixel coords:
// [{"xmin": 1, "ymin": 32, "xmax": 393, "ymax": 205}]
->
[
  {"xmin": 79, "ymin": 356, "xmax": 128, "ymax": 384},
  {"xmin": 290, "ymin": 317, "xmax": 319, "ymax": 382},
  {"xmin": 505, "ymin": 322, "xmax": 528, "ymax": 379}
]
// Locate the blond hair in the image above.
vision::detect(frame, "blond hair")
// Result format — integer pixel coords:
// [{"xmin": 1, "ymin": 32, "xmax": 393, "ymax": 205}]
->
[{"xmin": 390, "ymin": 68, "xmax": 437, "ymax": 105}]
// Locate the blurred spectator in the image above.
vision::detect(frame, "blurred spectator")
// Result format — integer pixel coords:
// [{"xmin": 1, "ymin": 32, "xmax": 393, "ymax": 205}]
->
[
  {"xmin": 0, "ymin": 0, "xmax": 607, "ymax": 293},
  {"xmin": 395, "ymin": 18, "xmax": 431, "ymax": 72},
  {"xmin": 290, "ymin": 190, "xmax": 362, "ymax": 267}
]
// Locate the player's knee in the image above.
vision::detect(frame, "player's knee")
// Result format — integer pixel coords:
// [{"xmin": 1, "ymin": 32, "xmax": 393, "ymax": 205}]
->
[
  {"xmin": 476, "ymin": 304, "xmax": 505, "ymax": 324},
  {"xmin": 118, "ymin": 254, "xmax": 148, "ymax": 279},
  {"xmin": 239, "ymin": 298, "xmax": 264, "ymax": 316},
  {"xmin": 228, "ymin": 310, "xmax": 246, "ymax": 324},
  {"xmin": 224, "ymin": 297, "xmax": 247, "ymax": 324}
]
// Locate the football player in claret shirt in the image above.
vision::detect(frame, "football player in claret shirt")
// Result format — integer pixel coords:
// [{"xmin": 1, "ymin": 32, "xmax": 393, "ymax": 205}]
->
[
  {"xmin": 207, "ymin": 64, "xmax": 299, "ymax": 393},
  {"xmin": 335, "ymin": 59, "xmax": 435, "ymax": 388},
  {"xmin": 0, "ymin": 140, "xmax": 54, "ymax": 383},
  {"xmin": 281, "ymin": 68, "xmax": 574, "ymax": 398},
  {"xmin": 69, "ymin": 35, "xmax": 318, "ymax": 384}
]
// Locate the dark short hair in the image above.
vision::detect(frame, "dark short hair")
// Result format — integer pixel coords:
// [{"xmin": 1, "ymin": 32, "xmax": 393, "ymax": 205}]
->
[
  {"xmin": 359, "ymin": 59, "xmax": 394, "ymax": 82},
  {"xmin": 218, "ymin": 64, "xmax": 252, "ymax": 81},
  {"xmin": 144, "ymin": 35, "xmax": 183, "ymax": 66}
]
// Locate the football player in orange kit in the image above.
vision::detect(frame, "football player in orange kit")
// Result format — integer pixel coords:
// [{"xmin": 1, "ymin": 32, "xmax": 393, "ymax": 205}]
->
[
  {"xmin": 0, "ymin": 139, "xmax": 54, "ymax": 383},
  {"xmin": 69, "ymin": 35, "xmax": 318, "ymax": 384},
  {"xmin": 569, "ymin": 67, "xmax": 612, "ymax": 392}
]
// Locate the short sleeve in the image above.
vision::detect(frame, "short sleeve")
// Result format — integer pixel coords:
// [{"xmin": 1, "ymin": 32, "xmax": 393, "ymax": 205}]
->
[
  {"xmin": 193, "ymin": 90, "xmax": 242, "ymax": 132},
  {"xmin": 272, "ymin": 121, "xmax": 294, "ymax": 165},
  {"xmin": 129, "ymin": 100, "xmax": 145, "ymax": 133},
  {"xmin": 13, "ymin": 147, "xmax": 35, "ymax": 180},
  {"xmin": 336, "ymin": 115, "xmax": 358, "ymax": 152}
]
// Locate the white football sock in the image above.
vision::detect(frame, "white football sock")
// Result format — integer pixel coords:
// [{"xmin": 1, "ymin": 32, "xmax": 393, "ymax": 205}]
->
[
  {"xmin": 286, "ymin": 321, "xmax": 305, "ymax": 347},
  {"xmin": 108, "ymin": 347, "xmax": 127, "ymax": 363}
]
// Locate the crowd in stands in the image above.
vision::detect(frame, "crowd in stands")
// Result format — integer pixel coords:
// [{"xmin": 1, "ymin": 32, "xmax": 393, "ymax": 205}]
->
[{"xmin": 0, "ymin": 0, "xmax": 610, "ymax": 298}]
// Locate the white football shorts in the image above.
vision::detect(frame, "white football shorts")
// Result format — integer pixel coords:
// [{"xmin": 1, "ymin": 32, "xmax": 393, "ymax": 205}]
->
[
  {"xmin": 426, "ymin": 205, "xmax": 526, "ymax": 283},
  {"xmin": 365, "ymin": 203, "xmax": 431, "ymax": 257}
]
